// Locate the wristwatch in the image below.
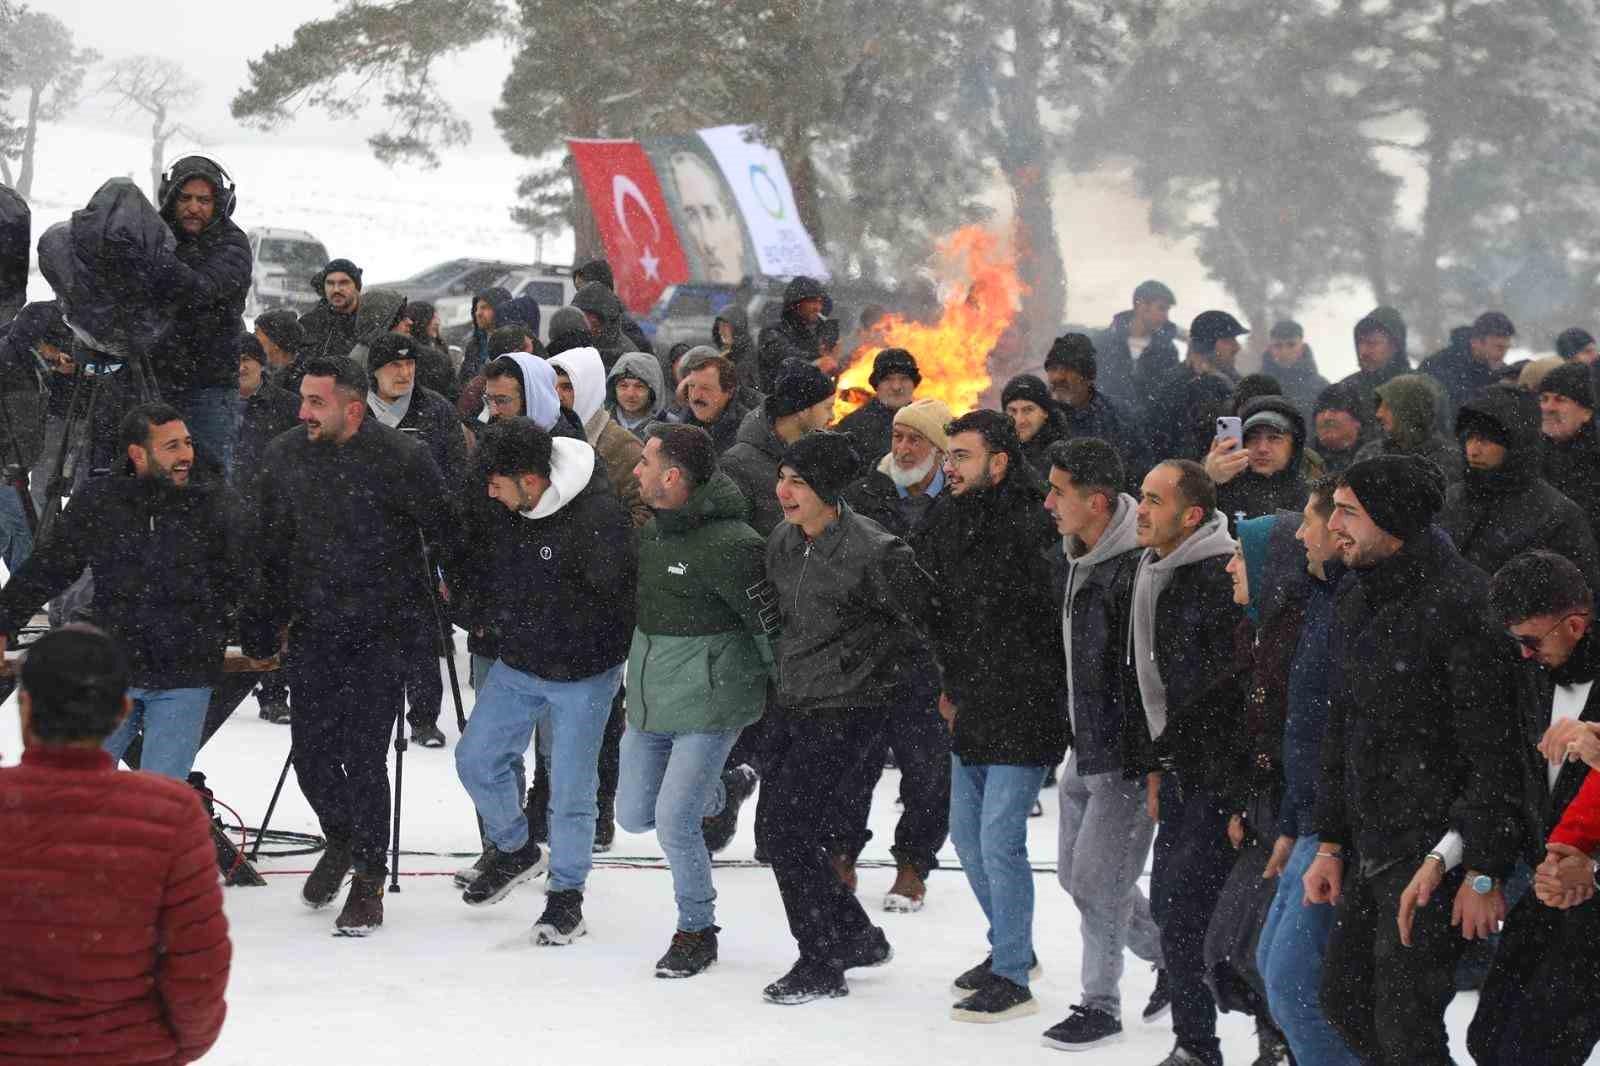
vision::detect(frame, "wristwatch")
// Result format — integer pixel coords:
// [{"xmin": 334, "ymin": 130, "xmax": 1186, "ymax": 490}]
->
[{"xmin": 1470, "ymin": 874, "xmax": 1495, "ymax": 895}]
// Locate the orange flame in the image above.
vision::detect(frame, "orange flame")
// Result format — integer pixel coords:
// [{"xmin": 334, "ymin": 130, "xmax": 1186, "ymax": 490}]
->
[{"xmin": 834, "ymin": 226, "xmax": 1024, "ymax": 421}]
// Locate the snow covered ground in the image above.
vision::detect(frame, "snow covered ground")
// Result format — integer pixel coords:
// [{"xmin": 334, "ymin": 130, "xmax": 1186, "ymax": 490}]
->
[{"xmin": 0, "ymin": 640, "xmax": 1508, "ymax": 1065}]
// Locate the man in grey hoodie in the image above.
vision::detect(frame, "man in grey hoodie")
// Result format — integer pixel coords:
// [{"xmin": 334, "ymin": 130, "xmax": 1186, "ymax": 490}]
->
[
  {"xmin": 606, "ymin": 352, "xmax": 667, "ymax": 439},
  {"xmin": 1126, "ymin": 459, "xmax": 1241, "ymax": 1066},
  {"xmin": 1041, "ymin": 438, "xmax": 1167, "ymax": 1052}
]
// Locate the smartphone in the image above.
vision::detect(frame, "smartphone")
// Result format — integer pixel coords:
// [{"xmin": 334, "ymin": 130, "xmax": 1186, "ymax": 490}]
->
[{"xmin": 1215, "ymin": 416, "xmax": 1243, "ymax": 448}]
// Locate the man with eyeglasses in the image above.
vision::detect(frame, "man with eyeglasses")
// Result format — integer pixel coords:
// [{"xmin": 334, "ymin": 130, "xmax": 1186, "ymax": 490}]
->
[
  {"xmin": 1303, "ymin": 454, "xmax": 1520, "ymax": 1065},
  {"xmin": 1460, "ymin": 551, "xmax": 1600, "ymax": 1066}
]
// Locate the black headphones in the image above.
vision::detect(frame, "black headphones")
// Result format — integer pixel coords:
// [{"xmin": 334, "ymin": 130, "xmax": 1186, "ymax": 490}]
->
[{"xmin": 158, "ymin": 155, "xmax": 237, "ymax": 219}]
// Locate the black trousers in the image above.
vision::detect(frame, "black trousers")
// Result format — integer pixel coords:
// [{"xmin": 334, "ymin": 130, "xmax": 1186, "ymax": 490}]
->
[
  {"xmin": 830, "ymin": 677, "xmax": 949, "ymax": 876},
  {"xmin": 289, "ymin": 630, "xmax": 404, "ymax": 876},
  {"xmin": 1150, "ymin": 774, "xmax": 1234, "ymax": 1066},
  {"xmin": 755, "ymin": 711, "xmax": 884, "ymax": 969},
  {"xmin": 1467, "ymin": 891, "xmax": 1600, "ymax": 1065},
  {"xmin": 402, "ymin": 631, "xmax": 444, "ymax": 732},
  {"xmin": 1321, "ymin": 853, "xmax": 1467, "ymax": 1066}
]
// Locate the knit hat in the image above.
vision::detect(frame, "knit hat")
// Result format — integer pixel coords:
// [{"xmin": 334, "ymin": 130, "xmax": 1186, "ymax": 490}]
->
[
  {"xmin": 239, "ymin": 332, "xmax": 265, "ymax": 364},
  {"xmin": 766, "ymin": 358, "xmax": 836, "ymax": 418},
  {"xmin": 1341, "ymin": 455, "xmax": 1446, "ymax": 540},
  {"xmin": 892, "ymin": 398, "xmax": 953, "ymax": 452},
  {"xmin": 1234, "ymin": 514, "xmax": 1277, "ymax": 624},
  {"xmin": 869, "ymin": 348, "xmax": 920, "ymax": 388},
  {"xmin": 1516, "ymin": 355, "xmax": 1565, "ymax": 393},
  {"xmin": 1557, "ymin": 327, "xmax": 1596, "ymax": 361},
  {"xmin": 1001, "ymin": 373, "xmax": 1052, "ymax": 411},
  {"xmin": 366, "ymin": 332, "xmax": 416, "ymax": 374},
  {"xmin": 1542, "ymin": 361, "xmax": 1596, "ymax": 409},
  {"xmin": 779, "ymin": 430, "xmax": 860, "ymax": 506},
  {"xmin": 1313, "ymin": 381, "xmax": 1368, "ymax": 421},
  {"xmin": 1044, "ymin": 332, "xmax": 1097, "ymax": 374},
  {"xmin": 320, "ymin": 258, "xmax": 363, "ymax": 289},
  {"xmin": 253, "ymin": 308, "xmax": 304, "ymax": 356}
]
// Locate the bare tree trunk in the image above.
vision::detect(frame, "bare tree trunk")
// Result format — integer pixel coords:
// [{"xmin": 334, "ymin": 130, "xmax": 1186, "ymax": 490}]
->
[
  {"xmin": 16, "ymin": 86, "xmax": 40, "ymax": 200},
  {"xmin": 1413, "ymin": 0, "xmax": 1457, "ymax": 351},
  {"xmin": 149, "ymin": 106, "xmax": 167, "ymax": 200},
  {"xmin": 1001, "ymin": 0, "xmax": 1065, "ymax": 356},
  {"xmin": 782, "ymin": 127, "xmax": 827, "ymax": 258},
  {"xmin": 566, "ymin": 152, "xmax": 602, "ymax": 264}
]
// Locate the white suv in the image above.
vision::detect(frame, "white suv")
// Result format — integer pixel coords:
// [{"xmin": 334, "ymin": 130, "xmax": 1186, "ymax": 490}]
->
[{"xmin": 246, "ymin": 228, "xmax": 329, "ymax": 319}]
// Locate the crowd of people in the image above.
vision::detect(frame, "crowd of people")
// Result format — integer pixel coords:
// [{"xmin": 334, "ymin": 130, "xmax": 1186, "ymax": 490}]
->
[{"xmin": 2, "ymin": 155, "xmax": 1600, "ymax": 1066}]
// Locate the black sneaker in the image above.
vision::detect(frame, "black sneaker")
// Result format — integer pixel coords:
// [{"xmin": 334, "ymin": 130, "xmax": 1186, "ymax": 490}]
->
[
  {"xmin": 411, "ymin": 723, "xmax": 446, "ymax": 749},
  {"xmin": 702, "ymin": 764, "xmax": 758, "ymax": 854},
  {"xmin": 452, "ymin": 844, "xmax": 498, "ymax": 889},
  {"xmin": 951, "ymin": 974, "xmax": 1038, "ymax": 1023},
  {"xmin": 1154, "ymin": 1045, "xmax": 1211, "ymax": 1066},
  {"xmin": 301, "ymin": 839, "xmax": 353, "ymax": 910},
  {"xmin": 461, "ymin": 840, "xmax": 547, "ymax": 906},
  {"xmin": 1141, "ymin": 968, "xmax": 1172, "ymax": 1023},
  {"xmin": 835, "ymin": 926, "xmax": 893, "ymax": 970},
  {"xmin": 762, "ymin": 958, "xmax": 848, "ymax": 1005},
  {"xmin": 1042, "ymin": 1005, "xmax": 1123, "ymax": 1051},
  {"xmin": 258, "ymin": 695, "xmax": 291, "ymax": 725},
  {"xmin": 593, "ymin": 794, "xmax": 615, "ymax": 854},
  {"xmin": 1253, "ymin": 1023, "xmax": 1291, "ymax": 1066},
  {"xmin": 951, "ymin": 952, "xmax": 1043, "ymax": 997},
  {"xmin": 531, "ymin": 889, "xmax": 587, "ymax": 945},
  {"xmin": 654, "ymin": 925, "xmax": 719, "ymax": 978}
]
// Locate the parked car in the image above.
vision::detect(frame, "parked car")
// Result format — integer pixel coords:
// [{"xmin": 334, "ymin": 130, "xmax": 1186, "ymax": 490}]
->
[
  {"xmin": 369, "ymin": 258, "xmax": 526, "ymax": 306},
  {"xmin": 245, "ymin": 228, "xmax": 329, "ymax": 318},
  {"xmin": 437, "ymin": 266, "xmax": 575, "ymax": 346},
  {"xmin": 643, "ymin": 283, "xmax": 739, "ymax": 355}
]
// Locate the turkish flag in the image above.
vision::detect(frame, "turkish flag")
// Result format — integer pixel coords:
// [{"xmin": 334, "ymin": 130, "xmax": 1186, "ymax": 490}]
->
[{"xmin": 568, "ymin": 138, "xmax": 690, "ymax": 315}]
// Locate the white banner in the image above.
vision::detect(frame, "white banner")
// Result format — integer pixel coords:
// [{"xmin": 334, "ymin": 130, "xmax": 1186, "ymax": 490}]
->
[{"xmin": 697, "ymin": 124, "xmax": 829, "ymax": 280}]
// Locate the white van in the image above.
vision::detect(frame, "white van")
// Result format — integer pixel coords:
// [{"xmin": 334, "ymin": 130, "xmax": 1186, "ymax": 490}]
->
[{"xmin": 246, "ymin": 228, "xmax": 329, "ymax": 318}]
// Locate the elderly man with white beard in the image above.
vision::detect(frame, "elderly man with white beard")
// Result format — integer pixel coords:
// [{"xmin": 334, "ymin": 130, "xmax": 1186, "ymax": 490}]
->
[{"xmin": 835, "ymin": 398, "xmax": 953, "ymax": 912}]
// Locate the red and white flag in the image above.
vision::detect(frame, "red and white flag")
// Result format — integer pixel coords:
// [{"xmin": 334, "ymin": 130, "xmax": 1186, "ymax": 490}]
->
[{"xmin": 567, "ymin": 138, "xmax": 690, "ymax": 314}]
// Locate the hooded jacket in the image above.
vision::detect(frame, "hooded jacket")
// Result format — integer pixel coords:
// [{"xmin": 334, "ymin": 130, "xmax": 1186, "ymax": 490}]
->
[
  {"xmin": 1337, "ymin": 305, "xmax": 1412, "ymax": 400},
  {"xmin": 1216, "ymin": 396, "xmax": 1310, "ymax": 524},
  {"xmin": 1094, "ymin": 308, "xmax": 1183, "ymax": 414},
  {"xmin": 152, "ymin": 161, "xmax": 253, "ymax": 391},
  {"xmin": 713, "ymin": 302, "xmax": 761, "ymax": 396},
  {"xmin": 484, "ymin": 352, "xmax": 563, "ymax": 431},
  {"xmin": 456, "ymin": 436, "xmax": 637, "ymax": 682},
  {"xmin": 721, "ymin": 407, "xmax": 790, "ymax": 536},
  {"xmin": 1440, "ymin": 386, "xmax": 1600, "ymax": 589},
  {"xmin": 626, "ymin": 472, "xmax": 775, "ymax": 734},
  {"xmin": 458, "ymin": 286, "xmax": 513, "ymax": 388},
  {"xmin": 571, "ymin": 283, "xmax": 631, "ymax": 370},
  {"xmin": 1263, "ymin": 346, "xmax": 1330, "ymax": 419},
  {"xmin": 343, "ymin": 290, "xmax": 408, "ymax": 370},
  {"xmin": 1316, "ymin": 528, "xmax": 1521, "ymax": 876},
  {"xmin": 575, "ymin": 259, "xmax": 653, "ymax": 354},
  {"xmin": 757, "ymin": 276, "xmax": 827, "ymax": 393},
  {"xmin": 910, "ymin": 468, "xmax": 1071, "ymax": 767},
  {"xmin": 1125, "ymin": 510, "xmax": 1240, "ymax": 780},
  {"xmin": 767, "ymin": 501, "xmax": 934, "ymax": 714},
  {"xmin": 1355, "ymin": 373, "xmax": 1463, "ymax": 484},
  {"xmin": 1543, "ymin": 414, "xmax": 1600, "ymax": 544},
  {"xmin": 298, "ymin": 263, "xmax": 361, "ymax": 360},
  {"xmin": 549, "ymin": 346, "xmax": 649, "ymax": 527},
  {"xmin": 606, "ymin": 351, "xmax": 668, "ymax": 437},
  {"xmin": 0, "ymin": 471, "xmax": 241, "ymax": 689},
  {"xmin": 1053, "ymin": 493, "xmax": 1145, "ymax": 775},
  {"xmin": 1421, "ymin": 327, "xmax": 1497, "ymax": 428}
]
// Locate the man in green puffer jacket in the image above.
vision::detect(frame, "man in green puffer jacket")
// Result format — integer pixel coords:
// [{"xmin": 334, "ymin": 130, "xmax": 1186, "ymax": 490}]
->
[{"xmin": 617, "ymin": 423, "xmax": 777, "ymax": 980}]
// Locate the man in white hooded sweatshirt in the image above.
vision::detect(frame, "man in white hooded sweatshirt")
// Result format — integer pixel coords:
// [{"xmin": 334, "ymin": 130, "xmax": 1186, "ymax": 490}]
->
[
  {"xmin": 1125, "ymin": 458, "xmax": 1241, "ymax": 1066},
  {"xmin": 549, "ymin": 346, "xmax": 650, "ymax": 529}
]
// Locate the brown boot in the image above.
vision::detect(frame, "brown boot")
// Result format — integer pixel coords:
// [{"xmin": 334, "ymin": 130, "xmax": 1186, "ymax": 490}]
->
[
  {"xmin": 333, "ymin": 872, "xmax": 385, "ymax": 937},
  {"xmin": 883, "ymin": 862, "xmax": 926, "ymax": 913},
  {"xmin": 830, "ymin": 851, "xmax": 858, "ymax": 894}
]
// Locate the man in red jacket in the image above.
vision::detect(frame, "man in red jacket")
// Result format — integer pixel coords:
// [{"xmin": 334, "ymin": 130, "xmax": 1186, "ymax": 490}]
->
[{"xmin": 0, "ymin": 626, "xmax": 231, "ymax": 1064}]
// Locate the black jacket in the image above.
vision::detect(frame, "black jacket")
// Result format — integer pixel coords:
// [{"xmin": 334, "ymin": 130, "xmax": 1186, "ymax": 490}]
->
[
  {"xmin": 0, "ymin": 473, "xmax": 240, "ymax": 688},
  {"xmin": 1441, "ymin": 387, "xmax": 1600, "ymax": 590},
  {"xmin": 240, "ymin": 418, "xmax": 455, "ymax": 654},
  {"xmin": 1093, "ymin": 309, "xmax": 1182, "ymax": 416},
  {"xmin": 1542, "ymin": 416, "xmax": 1600, "ymax": 546},
  {"xmin": 713, "ymin": 304, "xmax": 760, "ymax": 397},
  {"xmin": 574, "ymin": 259, "xmax": 652, "ymax": 355},
  {"xmin": 456, "ymin": 287, "xmax": 513, "ymax": 390},
  {"xmin": 1146, "ymin": 361, "xmax": 1239, "ymax": 463},
  {"xmin": 1264, "ymin": 350, "xmax": 1330, "ymax": 421},
  {"xmin": 1506, "ymin": 630, "xmax": 1600, "ymax": 865},
  {"xmin": 766, "ymin": 503, "xmax": 934, "ymax": 714},
  {"xmin": 454, "ymin": 438, "xmax": 637, "ymax": 682},
  {"xmin": 1019, "ymin": 408, "xmax": 1070, "ymax": 481},
  {"xmin": 153, "ymin": 197, "xmax": 252, "ymax": 392},
  {"xmin": 1062, "ymin": 388, "xmax": 1151, "ymax": 494},
  {"xmin": 844, "ymin": 468, "xmax": 943, "ymax": 540},
  {"xmin": 757, "ymin": 277, "xmax": 828, "ymax": 394},
  {"xmin": 298, "ymin": 302, "xmax": 358, "ymax": 361},
  {"xmin": 910, "ymin": 471, "xmax": 1071, "ymax": 766},
  {"xmin": 835, "ymin": 398, "xmax": 897, "ymax": 472},
  {"xmin": 394, "ymin": 386, "xmax": 469, "ymax": 491},
  {"xmin": 235, "ymin": 379, "xmax": 299, "ymax": 487},
  {"xmin": 1421, "ymin": 335, "xmax": 1498, "ymax": 430},
  {"xmin": 1216, "ymin": 396, "xmax": 1311, "ymax": 525},
  {"xmin": 720, "ymin": 407, "xmax": 788, "ymax": 536},
  {"xmin": 571, "ymin": 283, "xmax": 632, "ymax": 370},
  {"xmin": 1315, "ymin": 529, "xmax": 1521, "ymax": 877}
]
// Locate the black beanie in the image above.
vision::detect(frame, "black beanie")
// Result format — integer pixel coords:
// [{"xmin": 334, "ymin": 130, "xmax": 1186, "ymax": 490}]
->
[
  {"xmin": 239, "ymin": 332, "xmax": 265, "ymax": 364},
  {"xmin": 367, "ymin": 332, "xmax": 416, "ymax": 374},
  {"xmin": 869, "ymin": 348, "xmax": 920, "ymax": 388},
  {"xmin": 1557, "ymin": 328, "xmax": 1597, "ymax": 362},
  {"xmin": 780, "ymin": 430, "xmax": 860, "ymax": 506},
  {"xmin": 1542, "ymin": 361, "xmax": 1595, "ymax": 409},
  {"xmin": 1341, "ymin": 455, "xmax": 1446, "ymax": 540},
  {"xmin": 1001, "ymin": 373, "xmax": 1052, "ymax": 411},
  {"xmin": 1314, "ymin": 381, "xmax": 1368, "ymax": 422},
  {"xmin": 322, "ymin": 258, "xmax": 363, "ymax": 289},
  {"xmin": 253, "ymin": 308, "xmax": 304, "ymax": 355},
  {"xmin": 766, "ymin": 358, "xmax": 836, "ymax": 418}
]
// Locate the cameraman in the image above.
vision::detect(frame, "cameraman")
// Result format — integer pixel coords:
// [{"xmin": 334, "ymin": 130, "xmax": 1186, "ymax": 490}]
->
[
  {"xmin": 0, "ymin": 403, "xmax": 241, "ymax": 781},
  {"xmin": 154, "ymin": 155, "xmax": 252, "ymax": 475}
]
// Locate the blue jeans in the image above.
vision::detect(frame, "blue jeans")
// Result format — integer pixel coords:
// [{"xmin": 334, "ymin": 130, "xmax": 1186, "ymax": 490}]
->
[
  {"xmin": 169, "ymin": 386, "xmax": 236, "ymax": 477},
  {"xmin": 103, "ymin": 686, "xmax": 213, "ymax": 780},
  {"xmin": 0, "ymin": 483, "xmax": 30, "ymax": 573},
  {"xmin": 1257, "ymin": 835, "xmax": 1360, "ymax": 1066},
  {"xmin": 948, "ymin": 755, "xmax": 1048, "ymax": 987},
  {"xmin": 455, "ymin": 660, "xmax": 623, "ymax": 892},
  {"xmin": 616, "ymin": 726, "xmax": 741, "ymax": 932}
]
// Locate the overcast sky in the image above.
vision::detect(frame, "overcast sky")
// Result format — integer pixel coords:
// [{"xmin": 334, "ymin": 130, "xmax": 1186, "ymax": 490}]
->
[{"xmin": 47, "ymin": 0, "xmax": 516, "ymax": 152}]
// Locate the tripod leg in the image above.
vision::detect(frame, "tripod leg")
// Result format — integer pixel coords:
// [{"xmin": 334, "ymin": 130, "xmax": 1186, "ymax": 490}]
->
[
  {"xmin": 250, "ymin": 745, "xmax": 295, "ymax": 863},
  {"xmin": 390, "ymin": 699, "xmax": 406, "ymax": 893}
]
